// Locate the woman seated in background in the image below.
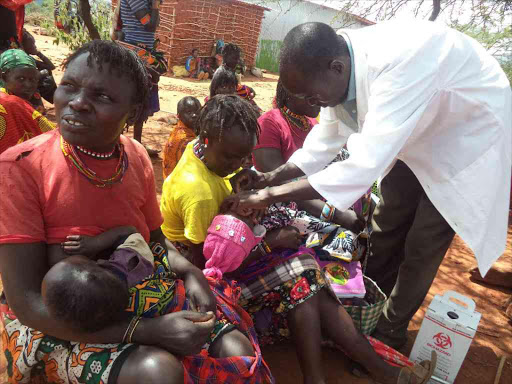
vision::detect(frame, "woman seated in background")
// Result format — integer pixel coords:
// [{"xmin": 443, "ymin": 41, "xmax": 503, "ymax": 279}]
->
[
  {"xmin": 186, "ymin": 48, "xmax": 209, "ymax": 80},
  {"xmin": 254, "ymin": 79, "xmax": 318, "ymax": 171}
]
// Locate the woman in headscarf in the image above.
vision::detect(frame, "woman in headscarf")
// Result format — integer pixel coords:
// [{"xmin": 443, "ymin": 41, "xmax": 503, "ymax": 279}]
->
[
  {"xmin": 0, "ymin": 49, "xmax": 54, "ymax": 154},
  {"xmin": 0, "ymin": 48, "xmax": 48, "ymax": 113}
]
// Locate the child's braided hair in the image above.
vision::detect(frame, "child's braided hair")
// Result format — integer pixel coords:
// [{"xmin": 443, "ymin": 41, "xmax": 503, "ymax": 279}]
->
[
  {"xmin": 198, "ymin": 94, "xmax": 260, "ymax": 143},
  {"xmin": 210, "ymin": 66, "xmax": 238, "ymax": 98},
  {"xmin": 221, "ymin": 43, "xmax": 241, "ymax": 60},
  {"xmin": 62, "ymin": 40, "xmax": 151, "ymax": 125}
]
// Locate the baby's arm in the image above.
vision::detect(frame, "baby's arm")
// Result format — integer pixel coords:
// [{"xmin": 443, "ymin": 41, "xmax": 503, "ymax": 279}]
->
[{"xmin": 61, "ymin": 226, "xmax": 138, "ymax": 259}]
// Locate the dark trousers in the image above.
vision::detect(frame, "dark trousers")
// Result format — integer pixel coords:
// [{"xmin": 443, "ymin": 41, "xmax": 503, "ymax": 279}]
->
[{"xmin": 366, "ymin": 160, "xmax": 455, "ymax": 345}]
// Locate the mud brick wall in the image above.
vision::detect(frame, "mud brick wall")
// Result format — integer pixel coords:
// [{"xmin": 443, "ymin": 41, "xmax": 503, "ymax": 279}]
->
[{"xmin": 114, "ymin": 0, "xmax": 266, "ymax": 70}]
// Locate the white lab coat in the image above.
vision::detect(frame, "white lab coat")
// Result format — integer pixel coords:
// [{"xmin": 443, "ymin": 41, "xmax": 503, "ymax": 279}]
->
[{"xmin": 288, "ymin": 20, "xmax": 511, "ymax": 276}]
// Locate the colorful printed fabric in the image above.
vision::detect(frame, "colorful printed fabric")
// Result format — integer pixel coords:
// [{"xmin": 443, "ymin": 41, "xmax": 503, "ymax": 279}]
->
[
  {"xmin": 260, "ymin": 202, "xmax": 298, "ymax": 231},
  {"xmin": 0, "ymin": 89, "xmax": 55, "ymax": 155},
  {"xmin": 117, "ymin": 40, "xmax": 168, "ymax": 75},
  {"xmin": 1, "ymin": 244, "xmax": 274, "ymax": 384},
  {"xmin": 162, "ymin": 119, "xmax": 197, "ymax": 179},
  {"xmin": 236, "ymin": 246, "xmax": 323, "ymax": 301},
  {"xmin": 240, "ymin": 269, "xmax": 328, "ymax": 345},
  {"xmin": 236, "ymin": 84, "xmax": 254, "ymax": 101}
]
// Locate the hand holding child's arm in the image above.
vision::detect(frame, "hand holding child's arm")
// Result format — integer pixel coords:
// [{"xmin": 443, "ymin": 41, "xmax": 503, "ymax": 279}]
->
[{"xmin": 61, "ymin": 226, "xmax": 138, "ymax": 259}]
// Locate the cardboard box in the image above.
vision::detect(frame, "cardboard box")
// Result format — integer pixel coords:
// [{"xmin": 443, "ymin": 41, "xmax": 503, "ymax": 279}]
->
[{"xmin": 409, "ymin": 291, "xmax": 481, "ymax": 384}]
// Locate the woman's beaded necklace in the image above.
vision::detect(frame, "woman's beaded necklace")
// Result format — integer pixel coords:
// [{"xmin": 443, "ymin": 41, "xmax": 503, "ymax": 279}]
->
[
  {"xmin": 76, "ymin": 145, "xmax": 117, "ymax": 159},
  {"xmin": 60, "ymin": 136, "xmax": 129, "ymax": 188},
  {"xmin": 280, "ymin": 106, "xmax": 312, "ymax": 135}
]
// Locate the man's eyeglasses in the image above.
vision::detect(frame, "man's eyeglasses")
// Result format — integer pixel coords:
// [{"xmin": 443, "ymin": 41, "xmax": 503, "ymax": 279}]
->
[{"xmin": 282, "ymin": 84, "xmax": 330, "ymax": 107}]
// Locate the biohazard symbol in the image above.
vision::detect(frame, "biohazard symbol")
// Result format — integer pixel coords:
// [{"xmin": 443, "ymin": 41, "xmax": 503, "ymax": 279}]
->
[{"xmin": 433, "ymin": 332, "xmax": 453, "ymax": 349}]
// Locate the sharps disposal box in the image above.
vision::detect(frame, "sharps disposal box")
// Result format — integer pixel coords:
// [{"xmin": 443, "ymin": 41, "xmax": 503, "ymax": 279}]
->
[{"xmin": 409, "ymin": 291, "xmax": 481, "ymax": 384}]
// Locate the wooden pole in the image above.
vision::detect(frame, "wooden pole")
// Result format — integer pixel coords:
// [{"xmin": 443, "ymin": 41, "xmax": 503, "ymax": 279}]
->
[{"xmin": 494, "ymin": 356, "xmax": 506, "ymax": 384}]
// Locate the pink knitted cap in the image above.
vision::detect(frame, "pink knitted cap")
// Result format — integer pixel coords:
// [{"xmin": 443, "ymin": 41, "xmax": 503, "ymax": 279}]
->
[{"xmin": 203, "ymin": 215, "xmax": 266, "ymax": 279}]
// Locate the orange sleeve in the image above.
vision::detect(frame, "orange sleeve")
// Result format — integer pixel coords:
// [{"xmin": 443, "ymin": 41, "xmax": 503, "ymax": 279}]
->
[{"xmin": 0, "ymin": 160, "xmax": 46, "ymax": 244}]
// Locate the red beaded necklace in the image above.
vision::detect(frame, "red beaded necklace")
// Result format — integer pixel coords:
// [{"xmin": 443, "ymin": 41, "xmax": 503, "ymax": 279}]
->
[
  {"xmin": 60, "ymin": 136, "xmax": 129, "ymax": 188},
  {"xmin": 280, "ymin": 106, "xmax": 312, "ymax": 137}
]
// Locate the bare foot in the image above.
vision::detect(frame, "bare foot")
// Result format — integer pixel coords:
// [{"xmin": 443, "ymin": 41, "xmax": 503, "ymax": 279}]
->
[{"xmin": 469, "ymin": 267, "xmax": 512, "ymax": 289}]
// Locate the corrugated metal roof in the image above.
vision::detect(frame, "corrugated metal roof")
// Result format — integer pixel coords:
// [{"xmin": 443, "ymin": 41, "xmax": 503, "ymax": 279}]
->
[{"xmin": 304, "ymin": 0, "xmax": 375, "ymax": 25}]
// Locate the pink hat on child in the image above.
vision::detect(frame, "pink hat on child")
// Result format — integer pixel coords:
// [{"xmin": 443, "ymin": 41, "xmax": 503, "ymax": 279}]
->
[{"xmin": 203, "ymin": 215, "xmax": 266, "ymax": 279}]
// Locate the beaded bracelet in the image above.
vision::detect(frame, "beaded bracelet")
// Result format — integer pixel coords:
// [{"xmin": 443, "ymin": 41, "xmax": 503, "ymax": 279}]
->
[
  {"xmin": 320, "ymin": 203, "xmax": 336, "ymax": 222},
  {"xmin": 123, "ymin": 316, "xmax": 142, "ymax": 344},
  {"xmin": 262, "ymin": 240, "xmax": 272, "ymax": 254},
  {"xmin": 257, "ymin": 240, "xmax": 272, "ymax": 256}
]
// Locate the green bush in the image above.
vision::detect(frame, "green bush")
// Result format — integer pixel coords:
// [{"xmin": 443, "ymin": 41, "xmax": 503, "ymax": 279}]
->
[
  {"xmin": 454, "ymin": 23, "xmax": 512, "ymax": 84},
  {"xmin": 25, "ymin": 0, "xmax": 112, "ymax": 51}
]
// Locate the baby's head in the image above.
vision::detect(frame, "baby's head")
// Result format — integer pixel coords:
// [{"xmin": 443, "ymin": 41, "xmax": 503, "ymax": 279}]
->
[
  {"xmin": 42, "ymin": 256, "xmax": 129, "ymax": 332},
  {"xmin": 203, "ymin": 214, "xmax": 266, "ymax": 279},
  {"xmin": 198, "ymin": 94, "xmax": 260, "ymax": 178}
]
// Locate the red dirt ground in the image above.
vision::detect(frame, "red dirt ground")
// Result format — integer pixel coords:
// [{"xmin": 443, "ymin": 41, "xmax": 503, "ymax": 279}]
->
[{"xmin": 0, "ymin": 26, "xmax": 510, "ymax": 384}]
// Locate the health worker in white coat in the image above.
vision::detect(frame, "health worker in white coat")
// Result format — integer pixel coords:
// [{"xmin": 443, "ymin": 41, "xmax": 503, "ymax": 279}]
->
[{"xmin": 224, "ymin": 21, "xmax": 512, "ymax": 349}]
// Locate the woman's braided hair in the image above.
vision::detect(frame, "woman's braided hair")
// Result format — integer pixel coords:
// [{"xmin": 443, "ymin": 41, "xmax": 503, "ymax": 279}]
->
[
  {"xmin": 274, "ymin": 79, "xmax": 289, "ymax": 109},
  {"xmin": 198, "ymin": 94, "xmax": 260, "ymax": 143},
  {"xmin": 62, "ymin": 40, "xmax": 151, "ymax": 125}
]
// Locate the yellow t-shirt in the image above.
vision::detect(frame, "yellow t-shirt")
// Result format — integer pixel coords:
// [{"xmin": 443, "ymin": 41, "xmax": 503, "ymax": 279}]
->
[{"xmin": 160, "ymin": 141, "xmax": 232, "ymax": 244}]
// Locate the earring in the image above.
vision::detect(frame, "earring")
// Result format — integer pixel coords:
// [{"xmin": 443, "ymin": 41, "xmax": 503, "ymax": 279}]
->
[{"xmin": 204, "ymin": 138, "xmax": 209, "ymax": 148}]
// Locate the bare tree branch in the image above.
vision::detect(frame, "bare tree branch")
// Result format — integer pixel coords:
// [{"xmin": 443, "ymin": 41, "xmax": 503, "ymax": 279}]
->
[
  {"xmin": 78, "ymin": 0, "xmax": 100, "ymax": 40},
  {"xmin": 429, "ymin": 0, "xmax": 441, "ymax": 21}
]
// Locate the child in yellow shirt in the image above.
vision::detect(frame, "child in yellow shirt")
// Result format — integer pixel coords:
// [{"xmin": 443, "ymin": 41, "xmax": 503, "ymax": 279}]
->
[{"xmin": 160, "ymin": 95, "xmax": 260, "ymax": 267}]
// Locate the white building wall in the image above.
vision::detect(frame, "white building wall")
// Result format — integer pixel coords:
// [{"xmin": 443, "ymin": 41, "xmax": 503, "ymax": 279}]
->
[
  {"xmin": 256, "ymin": 0, "xmax": 365, "ymax": 41},
  {"xmin": 242, "ymin": 0, "xmax": 370, "ymax": 71}
]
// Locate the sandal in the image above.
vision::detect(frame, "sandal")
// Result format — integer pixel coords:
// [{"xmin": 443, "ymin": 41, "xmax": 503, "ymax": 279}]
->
[{"xmin": 397, "ymin": 351, "xmax": 437, "ymax": 384}]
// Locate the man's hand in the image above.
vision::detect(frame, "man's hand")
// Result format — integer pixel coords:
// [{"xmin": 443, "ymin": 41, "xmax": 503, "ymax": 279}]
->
[
  {"xmin": 333, "ymin": 210, "xmax": 366, "ymax": 233},
  {"xmin": 221, "ymin": 189, "xmax": 271, "ymax": 214},
  {"xmin": 230, "ymin": 169, "xmax": 268, "ymax": 193},
  {"xmin": 265, "ymin": 226, "xmax": 303, "ymax": 250}
]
